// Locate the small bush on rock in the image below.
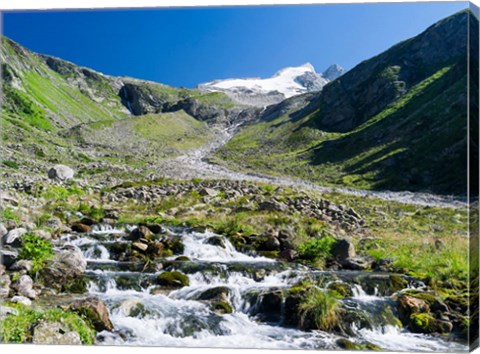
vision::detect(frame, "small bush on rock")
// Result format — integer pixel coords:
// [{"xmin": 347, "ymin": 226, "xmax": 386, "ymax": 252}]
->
[
  {"xmin": 19, "ymin": 233, "xmax": 54, "ymax": 273},
  {"xmin": 299, "ymin": 287, "xmax": 341, "ymax": 331},
  {"xmin": 0, "ymin": 305, "xmax": 95, "ymax": 344},
  {"xmin": 297, "ymin": 233, "xmax": 336, "ymax": 266}
]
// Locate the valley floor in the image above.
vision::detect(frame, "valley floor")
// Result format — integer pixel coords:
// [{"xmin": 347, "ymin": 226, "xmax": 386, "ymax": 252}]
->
[{"xmin": 0, "ymin": 118, "xmax": 476, "ymax": 350}]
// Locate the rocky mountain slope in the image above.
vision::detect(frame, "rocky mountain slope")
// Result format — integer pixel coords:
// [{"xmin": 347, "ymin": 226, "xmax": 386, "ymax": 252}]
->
[
  {"xmin": 198, "ymin": 63, "xmax": 344, "ymax": 107},
  {"xmin": 214, "ymin": 9, "xmax": 476, "ymax": 196},
  {"xmin": 0, "ymin": 36, "xmax": 260, "ymax": 186}
]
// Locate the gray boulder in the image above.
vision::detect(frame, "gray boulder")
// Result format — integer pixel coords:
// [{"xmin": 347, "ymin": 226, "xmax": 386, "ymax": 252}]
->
[
  {"xmin": 1, "ymin": 248, "xmax": 19, "ymax": 268},
  {"xmin": 0, "ymin": 223, "xmax": 7, "ymax": 238},
  {"xmin": 116, "ymin": 299, "xmax": 142, "ymax": 317},
  {"xmin": 3, "ymin": 227, "xmax": 27, "ymax": 248},
  {"xmin": 33, "ymin": 321, "xmax": 82, "ymax": 345},
  {"xmin": 51, "ymin": 245, "xmax": 87, "ymax": 275},
  {"xmin": 0, "ymin": 306, "xmax": 18, "ymax": 320},
  {"xmin": 32, "ymin": 229, "xmax": 52, "ymax": 240},
  {"xmin": 40, "ymin": 245, "xmax": 87, "ymax": 291},
  {"xmin": 331, "ymin": 238, "xmax": 356, "ymax": 261},
  {"xmin": 11, "ymin": 295, "xmax": 32, "ymax": 306},
  {"xmin": 43, "ymin": 217, "xmax": 64, "ymax": 230},
  {"xmin": 47, "ymin": 165, "xmax": 74, "ymax": 181},
  {"xmin": 258, "ymin": 200, "xmax": 288, "ymax": 213},
  {"xmin": 12, "ymin": 274, "xmax": 39, "ymax": 299},
  {"xmin": 10, "ymin": 260, "xmax": 33, "ymax": 272},
  {"xmin": 69, "ymin": 297, "xmax": 113, "ymax": 332},
  {"xmin": 0, "ymin": 274, "xmax": 11, "ymax": 298}
]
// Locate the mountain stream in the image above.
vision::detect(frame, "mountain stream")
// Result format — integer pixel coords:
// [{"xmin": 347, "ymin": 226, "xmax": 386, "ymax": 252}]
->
[{"xmin": 52, "ymin": 224, "xmax": 468, "ymax": 351}]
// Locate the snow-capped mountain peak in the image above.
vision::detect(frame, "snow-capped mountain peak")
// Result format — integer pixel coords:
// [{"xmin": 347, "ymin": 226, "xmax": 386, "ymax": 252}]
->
[
  {"xmin": 322, "ymin": 64, "xmax": 346, "ymax": 81},
  {"xmin": 198, "ymin": 63, "xmax": 344, "ymax": 107},
  {"xmin": 273, "ymin": 62, "xmax": 315, "ymax": 77}
]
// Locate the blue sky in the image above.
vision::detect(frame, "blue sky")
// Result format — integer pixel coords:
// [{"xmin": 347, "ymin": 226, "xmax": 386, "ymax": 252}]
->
[{"xmin": 2, "ymin": 2, "xmax": 468, "ymax": 88}]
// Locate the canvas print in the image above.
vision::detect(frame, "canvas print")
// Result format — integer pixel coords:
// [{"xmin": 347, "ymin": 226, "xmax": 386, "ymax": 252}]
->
[{"xmin": 0, "ymin": 1, "xmax": 478, "ymax": 351}]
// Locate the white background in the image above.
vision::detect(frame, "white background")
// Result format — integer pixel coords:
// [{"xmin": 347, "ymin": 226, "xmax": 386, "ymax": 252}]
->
[{"xmin": 0, "ymin": 0, "xmax": 478, "ymax": 353}]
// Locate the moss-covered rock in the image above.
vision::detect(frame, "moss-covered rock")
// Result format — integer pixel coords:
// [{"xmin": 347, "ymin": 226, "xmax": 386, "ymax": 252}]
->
[
  {"xmin": 211, "ymin": 301, "xmax": 233, "ymax": 314},
  {"xmin": 401, "ymin": 290, "xmax": 438, "ymax": 305},
  {"xmin": 257, "ymin": 250, "xmax": 279, "ymax": 259},
  {"xmin": 408, "ymin": 312, "xmax": 453, "ymax": 335},
  {"xmin": 389, "ymin": 275, "xmax": 409, "ymax": 292},
  {"xmin": 336, "ymin": 338, "xmax": 382, "ymax": 351},
  {"xmin": 161, "ymin": 236, "xmax": 185, "ymax": 255},
  {"xmin": 63, "ymin": 276, "xmax": 89, "ymax": 294},
  {"xmin": 327, "ymin": 281, "xmax": 353, "ymax": 298},
  {"xmin": 341, "ymin": 309, "xmax": 373, "ymax": 335},
  {"xmin": 409, "ymin": 313, "xmax": 437, "ymax": 333},
  {"xmin": 197, "ymin": 286, "xmax": 230, "ymax": 301},
  {"xmin": 174, "ymin": 256, "xmax": 190, "ymax": 262},
  {"xmin": 445, "ymin": 293, "xmax": 469, "ymax": 312},
  {"xmin": 397, "ymin": 294, "xmax": 430, "ymax": 324},
  {"xmin": 379, "ymin": 306, "xmax": 403, "ymax": 328},
  {"xmin": 68, "ymin": 297, "xmax": 113, "ymax": 332},
  {"xmin": 205, "ymin": 236, "xmax": 226, "ymax": 248},
  {"xmin": 156, "ymin": 271, "xmax": 189, "ymax": 288}
]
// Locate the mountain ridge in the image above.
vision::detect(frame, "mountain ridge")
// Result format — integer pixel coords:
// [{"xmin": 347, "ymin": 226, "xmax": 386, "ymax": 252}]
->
[
  {"xmin": 213, "ymin": 9, "xmax": 475, "ymax": 195},
  {"xmin": 0, "ymin": 9, "xmax": 475, "ymax": 196}
]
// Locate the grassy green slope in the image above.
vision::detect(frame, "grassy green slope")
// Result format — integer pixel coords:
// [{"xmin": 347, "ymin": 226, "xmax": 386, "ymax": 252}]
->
[
  {"xmin": 0, "ymin": 36, "xmax": 236, "ymax": 178},
  {"xmin": 214, "ymin": 11, "xmax": 471, "ymax": 196},
  {"xmin": 68, "ymin": 111, "xmax": 213, "ymax": 160},
  {"xmin": 215, "ymin": 63, "xmax": 467, "ymax": 195},
  {"xmin": 1, "ymin": 37, "xmax": 129, "ymax": 132}
]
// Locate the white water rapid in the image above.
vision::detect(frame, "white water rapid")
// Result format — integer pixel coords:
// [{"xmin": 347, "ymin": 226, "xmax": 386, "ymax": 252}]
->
[{"xmin": 53, "ymin": 225, "xmax": 468, "ymax": 351}]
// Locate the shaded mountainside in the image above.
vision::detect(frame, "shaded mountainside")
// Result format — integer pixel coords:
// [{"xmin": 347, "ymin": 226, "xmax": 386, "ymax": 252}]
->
[{"xmin": 214, "ymin": 10, "xmax": 475, "ymax": 196}]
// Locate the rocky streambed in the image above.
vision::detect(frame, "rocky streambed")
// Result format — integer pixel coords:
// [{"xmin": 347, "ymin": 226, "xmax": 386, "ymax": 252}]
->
[{"xmin": 1, "ymin": 219, "xmax": 468, "ymax": 350}]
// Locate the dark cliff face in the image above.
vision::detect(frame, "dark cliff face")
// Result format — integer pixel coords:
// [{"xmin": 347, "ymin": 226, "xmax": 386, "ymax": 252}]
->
[
  {"xmin": 119, "ymin": 82, "xmax": 167, "ymax": 116},
  {"xmin": 116, "ymin": 78, "xmax": 261, "ymax": 125},
  {"xmin": 309, "ymin": 10, "xmax": 469, "ymax": 133}
]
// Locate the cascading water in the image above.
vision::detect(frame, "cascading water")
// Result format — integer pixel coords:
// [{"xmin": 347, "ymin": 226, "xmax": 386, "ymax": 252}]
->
[{"xmin": 54, "ymin": 225, "xmax": 468, "ymax": 351}]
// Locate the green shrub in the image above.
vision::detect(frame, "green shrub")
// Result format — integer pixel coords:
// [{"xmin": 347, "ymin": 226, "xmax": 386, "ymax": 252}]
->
[
  {"xmin": 0, "ymin": 305, "xmax": 95, "ymax": 344},
  {"xmin": 19, "ymin": 233, "xmax": 54, "ymax": 273},
  {"xmin": 214, "ymin": 218, "xmax": 255, "ymax": 237},
  {"xmin": 1, "ymin": 207, "xmax": 20, "ymax": 222},
  {"xmin": 303, "ymin": 218, "xmax": 328, "ymax": 237},
  {"xmin": 42, "ymin": 185, "xmax": 84, "ymax": 202},
  {"xmin": 77, "ymin": 204, "xmax": 105, "ymax": 221},
  {"xmin": 297, "ymin": 233, "xmax": 336, "ymax": 264},
  {"xmin": 36, "ymin": 213, "xmax": 54, "ymax": 227},
  {"xmin": 261, "ymin": 184, "xmax": 277, "ymax": 195},
  {"xmin": 299, "ymin": 287, "xmax": 341, "ymax": 331},
  {"xmin": 2, "ymin": 160, "xmax": 19, "ymax": 169}
]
